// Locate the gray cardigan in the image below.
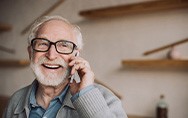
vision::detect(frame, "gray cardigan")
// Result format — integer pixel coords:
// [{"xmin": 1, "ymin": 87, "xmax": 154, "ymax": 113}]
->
[{"xmin": 3, "ymin": 81, "xmax": 127, "ymax": 118}]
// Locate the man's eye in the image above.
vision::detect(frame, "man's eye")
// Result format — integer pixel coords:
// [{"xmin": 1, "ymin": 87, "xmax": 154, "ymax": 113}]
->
[
  {"xmin": 62, "ymin": 43, "xmax": 68, "ymax": 47},
  {"xmin": 58, "ymin": 42, "xmax": 69, "ymax": 48},
  {"xmin": 40, "ymin": 43, "xmax": 48, "ymax": 45},
  {"xmin": 37, "ymin": 43, "xmax": 48, "ymax": 47}
]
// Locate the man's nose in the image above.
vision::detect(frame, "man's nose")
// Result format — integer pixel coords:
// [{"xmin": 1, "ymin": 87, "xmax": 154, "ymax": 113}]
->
[{"xmin": 45, "ymin": 45, "xmax": 58, "ymax": 60}]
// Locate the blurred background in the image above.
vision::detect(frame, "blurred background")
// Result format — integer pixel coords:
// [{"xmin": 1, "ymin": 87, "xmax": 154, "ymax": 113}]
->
[{"xmin": 0, "ymin": 0, "xmax": 188, "ymax": 118}]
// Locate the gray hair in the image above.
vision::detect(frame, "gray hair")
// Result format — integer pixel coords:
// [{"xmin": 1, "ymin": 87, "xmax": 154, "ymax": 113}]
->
[{"xmin": 28, "ymin": 15, "xmax": 83, "ymax": 49}]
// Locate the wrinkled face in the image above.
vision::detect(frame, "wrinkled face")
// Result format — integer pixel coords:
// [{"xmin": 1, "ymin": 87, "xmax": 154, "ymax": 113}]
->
[{"xmin": 29, "ymin": 20, "xmax": 78, "ymax": 86}]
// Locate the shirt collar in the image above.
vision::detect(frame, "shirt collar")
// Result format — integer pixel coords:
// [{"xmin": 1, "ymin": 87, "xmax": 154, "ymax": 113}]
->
[
  {"xmin": 14, "ymin": 80, "xmax": 37, "ymax": 116},
  {"xmin": 56, "ymin": 85, "xmax": 69, "ymax": 103},
  {"xmin": 29, "ymin": 81, "xmax": 38, "ymax": 107},
  {"xmin": 29, "ymin": 81, "xmax": 70, "ymax": 108},
  {"xmin": 13, "ymin": 79, "xmax": 75, "ymax": 115}
]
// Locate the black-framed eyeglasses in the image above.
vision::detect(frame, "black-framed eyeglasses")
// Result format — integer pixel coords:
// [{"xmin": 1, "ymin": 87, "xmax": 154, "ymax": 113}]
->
[{"xmin": 31, "ymin": 38, "xmax": 77, "ymax": 54}]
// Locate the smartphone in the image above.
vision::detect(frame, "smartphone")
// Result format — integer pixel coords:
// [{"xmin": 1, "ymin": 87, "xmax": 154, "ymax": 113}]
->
[{"xmin": 70, "ymin": 52, "xmax": 81, "ymax": 83}]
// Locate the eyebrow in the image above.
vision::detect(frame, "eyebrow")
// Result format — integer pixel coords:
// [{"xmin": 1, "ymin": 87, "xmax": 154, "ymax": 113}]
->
[{"xmin": 36, "ymin": 34, "xmax": 49, "ymax": 39}]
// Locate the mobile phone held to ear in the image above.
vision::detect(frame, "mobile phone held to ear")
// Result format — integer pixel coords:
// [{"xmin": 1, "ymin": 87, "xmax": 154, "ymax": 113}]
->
[{"xmin": 70, "ymin": 52, "xmax": 81, "ymax": 83}]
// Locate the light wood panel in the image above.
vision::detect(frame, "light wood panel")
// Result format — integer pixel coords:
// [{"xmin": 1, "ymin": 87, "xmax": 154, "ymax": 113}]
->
[
  {"xmin": 79, "ymin": 0, "xmax": 188, "ymax": 18},
  {"xmin": 122, "ymin": 59, "xmax": 188, "ymax": 69}
]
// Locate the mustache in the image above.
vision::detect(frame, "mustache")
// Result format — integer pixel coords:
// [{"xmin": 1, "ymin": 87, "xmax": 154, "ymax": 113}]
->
[{"xmin": 37, "ymin": 56, "xmax": 68, "ymax": 68}]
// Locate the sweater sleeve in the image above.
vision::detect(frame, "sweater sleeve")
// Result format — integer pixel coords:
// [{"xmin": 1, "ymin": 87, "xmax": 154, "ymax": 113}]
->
[{"xmin": 72, "ymin": 84, "xmax": 127, "ymax": 118}]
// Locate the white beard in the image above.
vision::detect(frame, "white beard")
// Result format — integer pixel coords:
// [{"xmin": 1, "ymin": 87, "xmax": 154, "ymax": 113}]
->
[{"xmin": 30, "ymin": 56, "xmax": 71, "ymax": 86}]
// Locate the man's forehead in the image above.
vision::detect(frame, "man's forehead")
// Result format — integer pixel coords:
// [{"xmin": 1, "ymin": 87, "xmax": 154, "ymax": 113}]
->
[{"xmin": 37, "ymin": 34, "xmax": 50, "ymax": 39}]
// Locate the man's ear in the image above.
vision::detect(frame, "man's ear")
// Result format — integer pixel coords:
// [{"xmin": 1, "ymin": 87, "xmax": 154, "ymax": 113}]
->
[{"xmin": 27, "ymin": 46, "xmax": 32, "ymax": 60}]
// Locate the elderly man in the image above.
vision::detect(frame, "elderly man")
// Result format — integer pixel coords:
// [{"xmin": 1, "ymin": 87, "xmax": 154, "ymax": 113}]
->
[{"xmin": 4, "ymin": 16, "xmax": 127, "ymax": 118}]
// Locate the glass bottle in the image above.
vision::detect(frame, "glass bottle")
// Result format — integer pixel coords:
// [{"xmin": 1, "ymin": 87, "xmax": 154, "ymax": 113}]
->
[{"xmin": 156, "ymin": 94, "xmax": 168, "ymax": 118}]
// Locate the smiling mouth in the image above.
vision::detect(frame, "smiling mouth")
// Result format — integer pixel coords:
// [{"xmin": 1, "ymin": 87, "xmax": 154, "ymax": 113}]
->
[{"xmin": 42, "ymin": 64, "xmax": 62, "ymax": 69}]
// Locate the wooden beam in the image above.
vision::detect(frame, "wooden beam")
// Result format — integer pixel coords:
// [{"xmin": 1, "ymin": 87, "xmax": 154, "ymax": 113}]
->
[
  {"xmin": 79, "ymin": 0, "xmax": 188, "ymax": 18},
  {"xmin": 94, "ymin": 79, "xmax": 123, "ymax": 99},
  {"xmin": 0, "ymin": 60, "xmax": 29, "ymax": 67},
  {"xmin": 21, "ymin": 0, "xmax": 65, "ymax": 35},
  {"xmin": 0, "ymin": 23, "xmax": 12, "ymax": 32},
  {"xmin": 0, "ymin": 45, "xmax": 15, "ymax": 54},
  {"xmin": 143, "ymin": 38, "xmax": 188, "ymax": 56}
]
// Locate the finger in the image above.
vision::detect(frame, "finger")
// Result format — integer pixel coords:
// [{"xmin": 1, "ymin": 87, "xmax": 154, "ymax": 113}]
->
[
  {"xmin": 71, "ymin": 62, "xmax": 88, "ymax": 75},
  {"xmin": 71, "ymin": 63, "xmax": 81, "ymax": 75},
  {"xmin": 69, "ymin": 60, "xmax": 89, "ymax": 69},
  {"xmin": 69, "ymin": 60, "xmax": 76, "ymax": 66},
  {"xmin": 69, "ymin": 59, "xmax": 83, "ymax": 66}
]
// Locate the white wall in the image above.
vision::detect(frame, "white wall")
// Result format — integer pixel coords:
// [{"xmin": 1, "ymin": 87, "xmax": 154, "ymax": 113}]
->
[{"xmin": 0, "ymin": 0, "xmax": 188, "ymax": 118}]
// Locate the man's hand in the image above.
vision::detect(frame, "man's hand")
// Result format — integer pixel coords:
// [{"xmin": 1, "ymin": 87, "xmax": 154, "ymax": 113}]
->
[{"xmin": 68, "ymin": 56, "xmax": 95, "ymax": 95}]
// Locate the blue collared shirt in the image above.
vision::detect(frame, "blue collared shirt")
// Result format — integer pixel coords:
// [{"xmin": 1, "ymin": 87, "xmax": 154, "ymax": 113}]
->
[
  {"xmin": 29, "ymin": 82, "xmax": 69, "ymax": 118},
  {"xmin": 29, "ymin": 81, "xmax": 94, "ymax": 118}
]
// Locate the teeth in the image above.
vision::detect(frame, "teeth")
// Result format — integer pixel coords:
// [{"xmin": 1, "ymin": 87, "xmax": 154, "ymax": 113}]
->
[
  {"xmin": 45, "ymin": 64, "xmax": 59, "ymax": 68},
  {"xmin": 43, "ymin": 64, "xmax": 61, "ymax": 69}
]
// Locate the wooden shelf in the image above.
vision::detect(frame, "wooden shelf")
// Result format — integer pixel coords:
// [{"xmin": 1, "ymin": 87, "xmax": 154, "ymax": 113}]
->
[
  {"xmin": 79, "ymin": 0, "xmax": 188, "ymax": 18},
  {"xmin": 0, "ymin": 23, "xmax": 12, "ymax": 32},
  {"xmin": 128, "ymin": 115, "xmax": 154, "ymax": 118},
  {"xmin": 122, "ymin": 59, "xmax": 188, "ymax": 69},
  {"xmin": 0, "ymin": 60, "xmax": 30, "ymax": 67}
]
